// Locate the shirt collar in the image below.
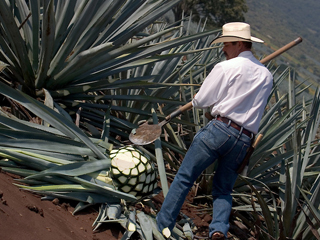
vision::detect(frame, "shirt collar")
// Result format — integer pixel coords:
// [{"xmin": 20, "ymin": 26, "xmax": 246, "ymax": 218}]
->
[{"xmin": 238, "ymin": 51, "xmax": 253, "ymax": 58}]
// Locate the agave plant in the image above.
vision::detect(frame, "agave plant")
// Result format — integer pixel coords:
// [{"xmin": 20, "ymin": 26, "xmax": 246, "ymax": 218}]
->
[
  {"xmin": 1, "ymin": 0, "xmax": 319, "ymax": 240},
  {"xmin": 0, "ymin": 0, "xmax": 221, "ymax": 197},
  {"xmin": 194, "ymin": 66, "xmax": 320, "ymax": 239},
  {"xmin": 0, "ymin": 0, "xmax": 221, "ymax": 239},
  {"xmin": 229, "ymin": 67, "xmax": 320, "ymax": 240},
  {"xmin": 0, "ymin": 0, "xmax": 220, "ymax": 147},
  {"xmin": 0, "ymin": 82, "xmax": 166, "ymax": 238}
]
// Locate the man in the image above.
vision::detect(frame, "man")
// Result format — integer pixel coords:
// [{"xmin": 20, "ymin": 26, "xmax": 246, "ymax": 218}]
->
[{"xmin": 156, "ymin": 22, "xmax": 273, "ymax": 239}]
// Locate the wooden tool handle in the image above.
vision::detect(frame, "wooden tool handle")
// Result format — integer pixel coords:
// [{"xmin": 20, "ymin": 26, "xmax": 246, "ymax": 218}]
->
[
  {"xmin": 260, "ymin": 37, "xmax": 302, "ymax": 64},
  {"xmin": 165, "ymin": 101, "xmax": 193, "ymax": 121},
  {"xmin": 252, "ymin": 134, "xmax": 263, "ymax": 148},
  {"xmin": 237, "ymin": 133, "xmax": 263, "ymax": 174}
]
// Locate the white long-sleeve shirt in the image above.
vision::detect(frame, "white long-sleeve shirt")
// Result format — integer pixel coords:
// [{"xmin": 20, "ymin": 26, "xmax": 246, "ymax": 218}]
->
[{"xmin": 192, "ymin": 51, "xmax": 273, "ymax": 134}]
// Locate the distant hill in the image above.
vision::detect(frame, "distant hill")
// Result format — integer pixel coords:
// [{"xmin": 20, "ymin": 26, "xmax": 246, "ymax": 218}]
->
[{"xmin": 244, "ymin": 0, "xmax": 320, "ymax": 84}]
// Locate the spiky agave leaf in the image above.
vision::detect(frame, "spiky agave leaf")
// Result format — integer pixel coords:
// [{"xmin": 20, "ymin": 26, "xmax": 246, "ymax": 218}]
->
[
  {"xmin": 0, "ymin": 0, "xmax": 220, "ymax": 147},
  {"xmin": 3, "ymin": 1, "xmax": 320, "ymax": 239},
  {"xmin": 0, "ymin": 81, "xmax": 140, "ymax": 202},
  {"xmin": 231, "ymin": 66, "xmax": 320, "ymax": 239}
]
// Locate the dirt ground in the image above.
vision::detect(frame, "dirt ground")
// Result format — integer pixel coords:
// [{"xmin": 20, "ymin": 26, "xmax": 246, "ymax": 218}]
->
[
  {"xmin": 0, "ymin": 169, "xmax": 250, "ymax": 240},
  {"xmin": 0, "ymin": 170, "xmax": 125, "ymax": 240}
]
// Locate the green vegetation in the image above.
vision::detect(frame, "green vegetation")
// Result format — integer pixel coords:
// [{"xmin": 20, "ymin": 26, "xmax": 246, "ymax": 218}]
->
[{"xmin": 0, "ymin": 1, "xmax": 319, "ymax": 239}]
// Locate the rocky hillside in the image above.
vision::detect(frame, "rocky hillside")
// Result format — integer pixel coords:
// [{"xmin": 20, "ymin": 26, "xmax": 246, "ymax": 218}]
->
[{"xmin": 245, "ymin": 0, "xmax": 320, "ymax": 83}]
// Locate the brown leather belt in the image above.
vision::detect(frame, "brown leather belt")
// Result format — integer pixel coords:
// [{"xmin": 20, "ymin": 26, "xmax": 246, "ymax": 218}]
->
[{"xmin": 216, "ymin": 115, "xmax": 252, "ymax": 138}]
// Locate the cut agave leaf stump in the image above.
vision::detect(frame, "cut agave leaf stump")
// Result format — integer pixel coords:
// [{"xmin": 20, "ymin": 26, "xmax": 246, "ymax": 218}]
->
[{"xmin": 110, "ymin": 146, "xmax": 158, "ymax": 198}]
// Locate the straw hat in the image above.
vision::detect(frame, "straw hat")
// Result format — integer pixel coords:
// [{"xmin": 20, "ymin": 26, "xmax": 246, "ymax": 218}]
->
[{"xmin": 211, "ymin": 22, "xmax": 264, "ymax": 44}]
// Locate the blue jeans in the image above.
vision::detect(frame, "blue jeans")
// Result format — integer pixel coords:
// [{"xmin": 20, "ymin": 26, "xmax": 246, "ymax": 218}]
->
[{"xmin": 156, "ymin": 119, "xmax": 251, "ymax": 237}]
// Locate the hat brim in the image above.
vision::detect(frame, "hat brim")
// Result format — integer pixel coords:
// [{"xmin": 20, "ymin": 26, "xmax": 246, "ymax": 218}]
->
[{"xmin": 211, "ymin": 35, "xmax": 264, "ymax": 44}]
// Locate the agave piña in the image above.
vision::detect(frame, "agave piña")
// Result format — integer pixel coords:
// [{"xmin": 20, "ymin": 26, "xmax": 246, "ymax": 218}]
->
[{"xmin": 110, "ymin": 146, "xmax": 158, "ymax": 198}]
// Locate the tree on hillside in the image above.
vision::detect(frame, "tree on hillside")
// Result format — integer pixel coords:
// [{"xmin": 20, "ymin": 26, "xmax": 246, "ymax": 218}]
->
[{"xmin": 173, "ymin": 0, "xmax": 248, "ymax": 27}]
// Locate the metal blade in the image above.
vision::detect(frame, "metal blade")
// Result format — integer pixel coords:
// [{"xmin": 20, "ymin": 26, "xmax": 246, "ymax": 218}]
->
[{"xmin": 129, "ymin": 122, "xmax": 162, "ymax": 145}]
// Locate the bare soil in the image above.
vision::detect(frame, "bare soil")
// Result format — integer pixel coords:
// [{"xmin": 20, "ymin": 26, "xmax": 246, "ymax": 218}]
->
[
  {"xmin": 0, "ymin": 169, "xmax": 251, "ymax": 240},
  {"xmin": 0, "ymin": 170, "xmax": 123, "ymax": 240}
]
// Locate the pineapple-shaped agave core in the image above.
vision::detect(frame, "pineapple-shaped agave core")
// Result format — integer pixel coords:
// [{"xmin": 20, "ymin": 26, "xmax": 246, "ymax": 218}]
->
[{"xmin": 110, "ymin": 146, "xmax": 158, "ymax": 197}]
